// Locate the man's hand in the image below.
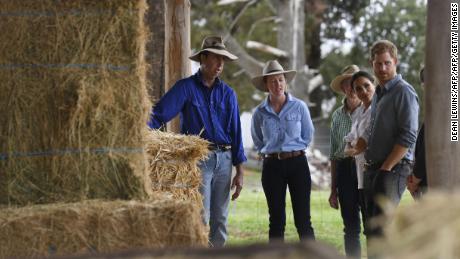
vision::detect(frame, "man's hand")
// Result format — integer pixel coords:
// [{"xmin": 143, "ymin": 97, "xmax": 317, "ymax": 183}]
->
[
  {"xmin": 328, "ymin": 190, "xmax": 339, "ymax": 209},
  {"xmin": 407, "ymin": 174, "xmax": 422, "ymax": 195},
  {"xmin": 231, "ymin": 165, "xmax": 244, "ymax": 200}
]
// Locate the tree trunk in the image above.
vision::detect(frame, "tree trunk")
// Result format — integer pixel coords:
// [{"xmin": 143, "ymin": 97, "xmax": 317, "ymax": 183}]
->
[
  {"xmin": 425, "ymin": 0, "xmax": 460, "ymax": 190},
  {"xmin": 225, "ymin": 35, "xmax": 264, "ymax": 77},
  {"xmin": 276, "ymin": 0, "xmax": 308, "ymax": 99},
  {"xmin": 164, "ymin": 0, "xmax": 191, "ymax": 133}
]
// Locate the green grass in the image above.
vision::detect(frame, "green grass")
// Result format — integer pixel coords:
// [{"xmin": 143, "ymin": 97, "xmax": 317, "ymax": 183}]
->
[{"xmin": 226, "ymin": 168, "xmax": 414, "ymax": 256}]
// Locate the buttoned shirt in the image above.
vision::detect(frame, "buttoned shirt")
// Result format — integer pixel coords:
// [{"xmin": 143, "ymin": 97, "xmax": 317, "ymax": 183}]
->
[
  {"xmin": 364, "ymin": 74, "xmax": 419, "ymax": 162},
  {"xmin": 251, "ymin": 93, "xmax": 314, "ymax": 154},
  {"xmin": 148, "ymin": 70, "xmax": 247, "ymax": 166},
  {"xmin": 344, "ymin": 105, "xmax": 372, "ymax": 189},
  {"xmin": 329, "ymin": 99, "xmax": 361, "ymax": 160}
]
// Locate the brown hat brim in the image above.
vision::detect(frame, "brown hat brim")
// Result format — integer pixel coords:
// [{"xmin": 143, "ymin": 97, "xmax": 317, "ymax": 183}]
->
[
  {"xmin": 330, "ymin": 74, "xmax": 353, "ymax": 95},
  {"xmin": 189, "ymin": 48, "xmax": 238, "ymax": 62},
  {"xmin": 251, "ymin": 70, "xmax": 297, "ymax": 92}
]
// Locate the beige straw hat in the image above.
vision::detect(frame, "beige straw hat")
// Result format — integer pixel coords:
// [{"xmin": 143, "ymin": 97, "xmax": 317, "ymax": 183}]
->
[
  {"xmin": 251, "ymin": 60, "xmax": 296, "ymax": 92},
  {"xmin": 330, "ymin": 65, "xmax": 360, "ymax": 94}
]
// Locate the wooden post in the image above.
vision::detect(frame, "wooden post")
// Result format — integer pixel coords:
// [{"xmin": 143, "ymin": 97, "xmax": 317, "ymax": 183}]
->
[
  {"xmin": 425, "ymin": 0, "xmax": 460, "ymax": 190},
  {"xmin": 164, "ymin": 0, "xmax": 191, "ymax": 133},
  {"xmin": 146, "ymin": 0, "xmax": 165, "ymax": 101}
]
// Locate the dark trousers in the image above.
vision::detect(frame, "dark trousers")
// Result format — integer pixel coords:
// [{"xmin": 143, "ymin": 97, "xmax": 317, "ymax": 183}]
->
[
  {"xmin": 336, "ymin": 158, "xmax": 362, "ymax": 258},
  {"xmin": 261, "ymin": 155, "xmax": 315, "ymax": 242}
]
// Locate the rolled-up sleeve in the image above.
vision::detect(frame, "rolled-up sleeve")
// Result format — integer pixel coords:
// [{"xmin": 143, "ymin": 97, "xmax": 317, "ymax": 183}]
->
[
  {"xmin": 148, "ymin": 81, "xmax": 187, "ymax": 129},
  {"xmin": 300, "ymin": 102, "xmax": 314, "ymax": 146},
  {"xmin": 251, "ymin": 109, "xmax": 264, "ymax": 152},
  {"xmin": 329, "ymin": 110, "xmax": 339, "ymax": 160},
  {"xmin": 395, "ymin": 87, "xmax": 419, "ymax": 148}
]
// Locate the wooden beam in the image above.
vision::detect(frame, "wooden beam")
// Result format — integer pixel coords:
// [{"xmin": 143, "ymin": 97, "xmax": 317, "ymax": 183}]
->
[
  {"xmin": 425, "ymin": 0, "xmax": 460, "ymax": 190},
  {"xmin": 145, "ymin": 0, "xmax": 165, "ymax": 102},
  {"xmin": 164, "ymin": 0, "xmax": 191, "ymax": 133}
]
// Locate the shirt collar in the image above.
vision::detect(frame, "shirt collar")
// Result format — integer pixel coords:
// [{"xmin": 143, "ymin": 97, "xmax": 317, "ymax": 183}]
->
[
  {"xmin": 341, "ymin": 97, "xmax": 361, "ymax": 114},
  {"xmin": 195, "ymin": 69, "xmax": 222, "ymax": 89},
  {"xmin": 261, "ymin": 92, "xmax": 292, "ymax": 110},
  {"xmin": 379, "ymin": 74, "xmax": 402, "ymax": 92}
]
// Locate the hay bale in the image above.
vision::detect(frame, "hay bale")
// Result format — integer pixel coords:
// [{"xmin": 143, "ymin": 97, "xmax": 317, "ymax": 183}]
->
[
  {"xmin": 145, "ymin": 130, "xmax": 210, "ymax": 207},
  {"xmin": 374, "ymin": 192, "xmax": 460, "ymax": 259},
  {"xmin": 0, "ymin": 199, "xmax": 208, "ymax": 257},
  {"xmin": 0, "ymin": 0, "xmax": 152, "ymax": 205}
]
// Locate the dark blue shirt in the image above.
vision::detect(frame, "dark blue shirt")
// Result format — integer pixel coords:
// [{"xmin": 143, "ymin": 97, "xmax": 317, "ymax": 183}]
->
[
  {"xmin": 148, "ymin": 70, "xmax": 247, "ymax": 166},
  {"xmin": 364, "ymin": 74, "xmax": 419, "ymax": 163}
]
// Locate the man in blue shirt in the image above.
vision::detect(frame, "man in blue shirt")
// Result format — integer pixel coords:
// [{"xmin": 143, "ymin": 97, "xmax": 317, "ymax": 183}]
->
[
  {"xmin": 148, "ymin": 36, "xmax": 247, "ymax": 247},
  {"xmin": 361, "ymin": 40, "xmax": 419, "ymax": 242}
]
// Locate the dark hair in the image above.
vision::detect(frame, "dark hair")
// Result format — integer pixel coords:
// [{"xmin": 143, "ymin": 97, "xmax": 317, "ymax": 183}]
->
[
  {"xmin": 420, "ymin": 67, "xmax": 425, "ymax": 83},
  {"xmin": 350, "ymin": 71, "xmax": 375, "ymax": 90}
]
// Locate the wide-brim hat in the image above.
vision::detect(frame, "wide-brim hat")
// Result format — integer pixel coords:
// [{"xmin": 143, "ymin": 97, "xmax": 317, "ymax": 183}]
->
[
  {"xmin": 330, "ymin": 64, "xmax": 360, "ymax": 94},
  {"xmin": 251, "ymin": 60, "xmax": 296, "ymax": 92},
  {"xmin": 189, "ymin": 36, "xmax": 238, "ymax": 62}
]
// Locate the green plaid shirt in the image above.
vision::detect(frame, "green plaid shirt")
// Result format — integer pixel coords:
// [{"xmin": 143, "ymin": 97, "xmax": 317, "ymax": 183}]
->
[{"xmin": 330, "ymin": 101, "xmax": 358, "ymax": 160}]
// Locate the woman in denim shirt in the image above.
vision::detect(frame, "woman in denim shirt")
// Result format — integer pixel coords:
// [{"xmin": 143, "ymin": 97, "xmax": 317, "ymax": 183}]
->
[{"xmin": 251, "ymin": 60, "xmax": 315, "ymax": 242}]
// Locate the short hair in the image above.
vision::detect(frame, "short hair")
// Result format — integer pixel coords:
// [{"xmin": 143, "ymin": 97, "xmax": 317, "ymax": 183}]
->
[
  {"xmin": 370, "ymin": 40, "xmax": 398, "ymax": 61},
  {"xmin": 350, "ymin": 70, "xmax": 375, "ymax": 90}
]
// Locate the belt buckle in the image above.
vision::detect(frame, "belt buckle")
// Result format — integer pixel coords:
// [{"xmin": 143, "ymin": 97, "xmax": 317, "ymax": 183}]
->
[{"xmin": 277, "ymin": 152, "xmax": 282, "ymax": 160}]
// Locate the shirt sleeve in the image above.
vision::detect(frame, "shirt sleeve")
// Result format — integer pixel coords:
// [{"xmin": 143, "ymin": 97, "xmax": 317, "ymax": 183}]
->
[
  {"xmin": 395, "ymin": 87, "xmax": 419, "ymax": 148},
  {"xmin": 329, "ymin": 109, "xmax": 339, "ymax": 160},
  {"xmin": 229, "ymin": 91, "xmax": 247, "ymax": 166},
  {"xmin": 300, "ymin": 101, "xmax": 314, "ymax": 146},
  {"xmin": 251, "ymin": 108, "xmax": 264, "ymax": 152},
  {"xmin": 147, "ymin": 80, "xmax": 187, "ymax": 129}
]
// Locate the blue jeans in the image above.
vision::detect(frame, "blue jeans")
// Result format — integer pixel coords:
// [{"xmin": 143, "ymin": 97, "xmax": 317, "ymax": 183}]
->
[
  {"xmin": 363, "ymin": 163, "xmax": 411, "ymax": 238},
  {"xmin": 198, "ymin": 150, "xmax": 233, "ymax": 247},
  {"xmin": 261, "ymin": 155, "xmax": 315, "ymax": 242},
  {"xmin": 336, "ymin": 158, "xmax": 362, "ymax": 258}
]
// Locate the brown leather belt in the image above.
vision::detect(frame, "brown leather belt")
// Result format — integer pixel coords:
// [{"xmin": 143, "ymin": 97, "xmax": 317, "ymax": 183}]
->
[{"xmin": 264, "ymin": 150, "xmax": 305, "ymax": 160}]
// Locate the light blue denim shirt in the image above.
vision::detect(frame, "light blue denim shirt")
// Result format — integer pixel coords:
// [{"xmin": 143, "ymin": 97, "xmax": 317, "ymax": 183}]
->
[
  {"xmin": 251, "ymin": 93, "xmax": 314, "ymax": 154},
  {"xmin": 364, "ymin": 74, "xmax": 419, "ymax": 162}
]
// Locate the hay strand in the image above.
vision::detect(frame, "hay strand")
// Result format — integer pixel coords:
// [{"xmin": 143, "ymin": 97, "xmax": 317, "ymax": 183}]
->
[
  {"xmin": 145, "ymin": 130, "xmax": 210, "ymax": 207},
  {"xmin": 0, "ymin": 199, "xmax": 208, "ymax": 257},
  {"xmin": 0, "ymin": 0, "xmax": 152, "ymax": 205}
]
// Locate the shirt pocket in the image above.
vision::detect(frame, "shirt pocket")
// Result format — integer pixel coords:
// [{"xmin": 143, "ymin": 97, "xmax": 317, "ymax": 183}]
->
[
  {"xmin": 285, "ymin": 112, "xmax": 301, "ymax": 138},
  {"xmin": 189, "ymin": 100, "xmax": 207, "ymax": 118},
  {"xmin": 262, "ymin": 117, "xmax": 278, "ymax": 141},
  {"xmin": 216, "ymin": 103, "xmax": 230, "ymax": 127}
]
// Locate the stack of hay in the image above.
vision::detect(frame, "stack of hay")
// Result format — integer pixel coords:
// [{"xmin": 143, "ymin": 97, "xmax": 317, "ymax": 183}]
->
[
  {"xmin": 0, "ymin": 199, "xmax": 207, "ymax": 257},
  {"xmin": 0, "ymin": 0, "xmax": 207, "ymax": 257},
  {"xmin": 372, "ymin": 192, "xmax": 460, "ymax": 259},
  {"xmin": 145, "ymin": 130, "xmax": 210, "ymax": 209},
  {"xmin": 0, "ymin": 0, "xmax": 152, "ymax": 205}
]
